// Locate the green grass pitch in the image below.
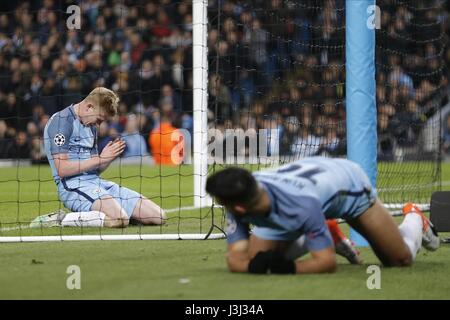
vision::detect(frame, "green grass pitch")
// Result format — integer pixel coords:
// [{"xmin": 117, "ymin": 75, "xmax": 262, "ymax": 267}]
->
[{"xmin": 0, "ymin": 162, "xmax": 449, "ymax": 299}]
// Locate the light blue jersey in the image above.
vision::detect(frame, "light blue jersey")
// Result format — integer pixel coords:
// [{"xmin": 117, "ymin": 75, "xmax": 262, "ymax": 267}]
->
[
  {"xmin": 226, "ymin": 157, "xmax": 377, "ymax": 251},
  {"xmin": 43, "ymin": 105, "xmax": 141, "ymax": 217},
  {"xmin": 44, "ymin": 104, "xmax": 98, "ymax": 183}
]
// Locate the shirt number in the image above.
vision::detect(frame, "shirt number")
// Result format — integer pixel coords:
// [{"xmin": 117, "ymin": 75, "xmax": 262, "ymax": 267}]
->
[{"xmin": 277, "ymin": 164, "xmax": 324, "ymax": 185}]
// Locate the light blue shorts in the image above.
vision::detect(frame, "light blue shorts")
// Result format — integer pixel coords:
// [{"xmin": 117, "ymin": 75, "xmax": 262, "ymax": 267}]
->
[{"xmin": 57, "ymin": 175, "xmax": 141, "ymax": 218}]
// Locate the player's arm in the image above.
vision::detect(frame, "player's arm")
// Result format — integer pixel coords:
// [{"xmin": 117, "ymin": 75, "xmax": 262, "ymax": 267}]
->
[
  {"xmin": 247, "ymin": 197, "xmax": 337, "ymax": 275},
  {"xmin": 47, "ymin": 116, "xmax": 126, "ymax": 177},
  {"xmin": 246, "ymin": 230, "xmax": 336, "ymax": 275},
  {"xmin": 294, "ymin": 200, "xmax": 337, "ymax": 273},
  {"xmin": 47, "ymin": 118, "xmax": 95, "ymax": 178},
  {"xmin": 54, "ymin": 140, "xmax": 125, "ymax": 178},
  {"xmin": 295, "ymin": 247, "xmax": 337, "ymax": 274},
  {"xmin": 227, "ymin": 239, "xmax": 250, "ymax": 273},
  {"xmin": 224, "ymin": 212, "xmax": 251, "ymax": 273},
  {"xmin": 96, "ymin": 138, "xmax": 126, "ymax": 173},
  {"xmin": 53, "ymin": 153, "xmax": 102, "ymax": 178}
]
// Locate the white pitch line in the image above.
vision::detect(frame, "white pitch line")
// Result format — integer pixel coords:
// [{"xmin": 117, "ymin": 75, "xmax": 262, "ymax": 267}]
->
[{"xmin": 0, "ymin": 205, "xmax": 211, "ymax": 232}]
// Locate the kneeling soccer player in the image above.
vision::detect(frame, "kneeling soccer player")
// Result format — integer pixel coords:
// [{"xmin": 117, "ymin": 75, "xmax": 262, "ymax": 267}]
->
[
  {"xmin": 38, "ymin": 87, "xmax": 166, "ymax": 228},
  {"xmin": 205, "ymin": 157, "xmax": 440, "ymax": 274}
]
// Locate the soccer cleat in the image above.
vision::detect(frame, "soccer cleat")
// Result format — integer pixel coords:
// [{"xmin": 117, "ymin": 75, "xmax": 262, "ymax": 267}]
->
[
  {"xmin": 335, "ymin": 238, "xmax": 363, "ymax": 265},
  {"xmin": 326, "ymin": 219, "xmax": 363, "ymax": 264},
  {"xmin": 29, "ymin": 210, "xmax": 67, "ymax": 228},
  {"xmin": 403, "ymin": 202, "xmax": 440, "ymax": 251}
]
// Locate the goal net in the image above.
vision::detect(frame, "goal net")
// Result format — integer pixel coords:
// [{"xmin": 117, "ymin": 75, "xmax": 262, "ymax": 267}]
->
[
  {"xmin": 206, "ymin": 0, "xmax": 447, "ymax": 210},
  {"xmin": 0, "ymin": 0, "xmax": 224, "ymax": 241},
  {"xmin": 0, "ymin": 0, "xmax": 448, "ymax": 242}
]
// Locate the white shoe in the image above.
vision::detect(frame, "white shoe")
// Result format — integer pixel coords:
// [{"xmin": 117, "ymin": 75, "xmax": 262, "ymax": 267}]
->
[
  {"xmin": 30, "ymin": 210, "xmax": 67, "ymax": 228},
  {"xmin": 403, "ymin": 203, "xmax": 440, "ymax": 251}
]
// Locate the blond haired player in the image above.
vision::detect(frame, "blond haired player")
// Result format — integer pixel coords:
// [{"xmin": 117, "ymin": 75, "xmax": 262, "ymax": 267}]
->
[{"xmin": 38, "ymin": 87, "xmax": 165, "ymax": 228}]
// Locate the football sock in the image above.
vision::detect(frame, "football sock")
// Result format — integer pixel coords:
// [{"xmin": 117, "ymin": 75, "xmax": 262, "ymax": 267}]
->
[
  {"xmin": 61, "ymin": 211, "xmax": 105, "ymax": 227},
  {"xmin": 326, "ymin": 219, "xmax": 346, "ymax": 244},
  {"xmin": 398, "ymin": 212, "xmax": 423, "ymax": 260}
]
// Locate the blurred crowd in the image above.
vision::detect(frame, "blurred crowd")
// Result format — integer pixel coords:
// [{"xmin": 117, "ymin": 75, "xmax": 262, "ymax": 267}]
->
[
  {"xmin": 206, "ymin": 0, "xmax": 450, "ymax": 160},
  {"xmin": 0, "ymin": 0, "xmax": 448, "ymax": 164}
]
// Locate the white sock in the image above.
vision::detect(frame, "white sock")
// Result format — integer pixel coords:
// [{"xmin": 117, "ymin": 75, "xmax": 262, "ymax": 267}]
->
[
  {"xmin": 61, "ymin": 211, "xmax": 105, "ymax": 227},
  {"xmin": 398, "ymin": 213, "xmax": 423, "ymax": 260},
  {"xmin": 284, "ymin": 235, "xmax": 309, "ymax": 260}
]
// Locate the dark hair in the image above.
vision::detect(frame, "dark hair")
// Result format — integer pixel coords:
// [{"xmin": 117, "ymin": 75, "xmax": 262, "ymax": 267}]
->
[{"xmin": 206, "ymin": 167, "xmax": 258, "ymax": 205}]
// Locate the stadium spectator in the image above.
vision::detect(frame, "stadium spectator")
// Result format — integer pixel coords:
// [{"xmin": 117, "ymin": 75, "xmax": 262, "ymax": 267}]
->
[
  {"xmin": 0, "ymin": 119, "xmax": 10, "ymax": 157},
  {"xmin": 0, "ymin": 0, "xmax": 447, "ymax": 162},
  {"xmin": 121, "ymin": 113, "xmax": 149, "ymax": 158},
  {"xmin": 378, "ymin": 112, "xmax": 396, "ymax": 161},
  {"xmin": 443, "ymin": 113, "xmax": 450, "ymax": 156},
  {"xmin": 30, "ymin": 135, "xmax": 46, "ymax": 164},
  {"xmin": 290, "ymin": 125, "xmax": 322, "ymax": 158},
  {"xmin": 97, "ymin": 121, "xmax": 118, "ymax": 154},
  {"xmin": 208, "ymin": 74, "xmax": 232, "ymax": 124},
  {"xmin": 6, "ymin": 131, "xmax": 30, "ymax": 159},
  {"xmin": 160, "ymin": 84, "xmax": 182, "ymax": 114},
  {"xmin": 318, "ymin": 127, "xmax": 343, "ymax": 156},
  {"xmin": 0, "ymin": 93, "xmax": 20, "ymax": 129},
  {"xmin": 149, "ymin": 116, "xmax": 184, "ymax": 165}
]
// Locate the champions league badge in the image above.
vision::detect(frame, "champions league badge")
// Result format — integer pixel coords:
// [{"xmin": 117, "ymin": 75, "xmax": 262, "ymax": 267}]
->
[{"xmin": 54, "ymin": 133, "xmax": 66, "ymax": 146}]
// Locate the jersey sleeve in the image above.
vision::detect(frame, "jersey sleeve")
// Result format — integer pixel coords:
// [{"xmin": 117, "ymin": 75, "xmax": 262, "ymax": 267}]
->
[
  {"xmin": 271, "ymin": 187, "xmax": 333, "ymax": 252},
  {"xmin": 90, "ymin": 126, "xmax": 99, "ymax": 156},
  {"xmin": 46, "ymin": 115, "xmax": 74, "ymax": 155},
  {"xmin": 225, "ymin": 211, "xmax": 250, "ymax": 245},
  {"xmin": 301, "ymin": 198, "xmax": 334, "ymax": 252}
]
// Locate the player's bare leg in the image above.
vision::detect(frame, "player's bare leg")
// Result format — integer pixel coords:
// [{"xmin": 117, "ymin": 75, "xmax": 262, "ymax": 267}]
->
[
  {"xmin": 91, "ymin": 196, "xmax": 129, "ymax": 228},
  {"xmin": 131, "ymin": 197, "xmax": 166, "ymax": 225},
  {"xmin": 347, "ymin": 199, "xmax": 414, "ymax": 267}
]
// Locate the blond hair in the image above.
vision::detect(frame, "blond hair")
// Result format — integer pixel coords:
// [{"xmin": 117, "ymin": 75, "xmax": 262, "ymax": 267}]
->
[{"xmin": 84, "ymin": 87, "xmax": 119, "ymax": 116}]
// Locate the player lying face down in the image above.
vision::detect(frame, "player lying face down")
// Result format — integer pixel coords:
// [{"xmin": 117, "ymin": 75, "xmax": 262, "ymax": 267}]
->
[{"xmin": 206, "ymin": 157, "xmax": 439, "ymax": 274}]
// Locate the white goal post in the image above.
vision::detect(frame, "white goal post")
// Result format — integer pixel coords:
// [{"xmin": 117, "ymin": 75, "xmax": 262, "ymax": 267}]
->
[{"xmin": 193, "ymin": 0, "xmax": 213, "ymax": 209}]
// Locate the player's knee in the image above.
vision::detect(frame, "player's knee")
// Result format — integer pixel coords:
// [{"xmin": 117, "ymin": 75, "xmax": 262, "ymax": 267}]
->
[
  {"xmin": 396, "ymin": 253, "xmax": 413, "ymax": 267},
  {"xmin": 385, "ymin": 252, "xmax": 413, "ymax": 267},
  {"xmin": 158, "ymin": 209, "xmax": 167, "ymax": 224},
  {"xmin": 141, "ymin": 208, "xmax": 167, "ymax": 225},
  {"xmin": 105, "ymin": 216, "xmax": 129, "ymax": 228},
  {"xmin": 325, "ymin": 259, "xmax": 338, "ymax": 273},
  {"xmin": 146, "ymin": 213, "xmax": 166, "ymax": 225}
]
